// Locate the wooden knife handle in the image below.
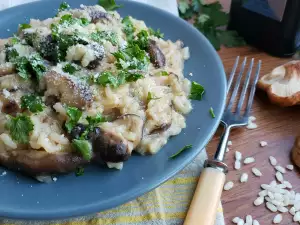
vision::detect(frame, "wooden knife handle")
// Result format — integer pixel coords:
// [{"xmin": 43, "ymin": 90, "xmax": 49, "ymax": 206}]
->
[{"xmin": 183, "ymin": 167, "xmax": 226, "ymax": 225}]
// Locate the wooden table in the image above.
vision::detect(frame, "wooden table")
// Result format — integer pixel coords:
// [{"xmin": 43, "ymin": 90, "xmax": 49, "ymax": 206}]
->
[{"xmin": 206, "ymin": 46, "xmax": 300, "ymax": 224}]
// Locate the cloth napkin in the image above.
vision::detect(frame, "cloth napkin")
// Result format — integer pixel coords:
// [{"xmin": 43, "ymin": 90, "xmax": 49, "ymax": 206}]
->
[{"xmin": 0, "ymin": 1, "xmax": 225, "ymax": 224}]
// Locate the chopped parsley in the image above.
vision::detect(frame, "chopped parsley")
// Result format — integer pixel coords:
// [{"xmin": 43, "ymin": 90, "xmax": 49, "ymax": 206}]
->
[
  {"xmin": 149, "ymin": 28, "xmax": 164, "ymax": 39},
  {"xmin": 160, "ymin": 71, "xmax": 169, "ymax": 76},
  {"xmin": 90, "ymin": 31, "xmax": 118, "ymax": 46},
  {"xmin": 178, "ymin": 1, "xmax": 246, "ymax": 50},
  {"xmin": 19, "ymin": 23, "xmax": 31, "ymax": 30},
  {"xmin": 5, "ymin": 47, "xmax": 19, "ymax": 62},
  {"xmin": 209, "ymin": 107, "xmax": 215, "ymax": 118},
  {"xmin": 98, "ymin": 0, "xmax": 122, "ymax": 11},
  {"xmin": 65, "ymin": 107, "xmax": 82, "ymax": 133},
  {"xmin": 189, "ymin": 81, "xmax": 205, "ymax": 100},
  {"xmin": 62, "ymin": 63, "xmax": 80, "ymax": 74},
  {"xmin": 147, "ymin": 92, "xmax": 160, "ymax": 102},
  {"xmin": 72, "ymin": 139, "xmax": 93, "ymax": 161},
  {"xmin": 6, "ymin": 114, "xmax": 34, "ymax": 144},
  {"xmin": 75, "ymin": 167, "xmax": 84, "ymax": 176},
  {"xmin": 59, "ymin": 2, "xmax": 70, "ymax": 12},
  {"xmin": 59, "ymin": 14, "xmax": 90, "ymax": 27},
  {"xmin": 135, "ymin": 30, "xmax": 149, "ymax": 50},
  {"xmin": 122, "ymin": 16, "xmax": 135, "ymax": 42},
  {"xmin": 80, "ymin": 113, "xmax": 107, "ymax": 139},
  {"xmin": 21, "ymin": 94, "xmax": 44, "ymax": 113},
  {"xmin": 94, "ymin": 70, "xmax": 143, "ymax": 87},
  {"xmin": 113, "ymin": 44, "xmax": 149, "ymax": 71},
  {"xmin": 6, "ymin": 52, "xmax": 47, "ymax": 80},
  {"xmin": 169, "ymin": 144, "xmax": 193, "ymax": 159}
]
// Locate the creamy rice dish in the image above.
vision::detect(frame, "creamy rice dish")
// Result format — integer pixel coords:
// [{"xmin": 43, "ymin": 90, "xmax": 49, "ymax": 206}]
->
[{"xmin": 0, "ymin": 3, "xmax": 203, "ymax": 180}]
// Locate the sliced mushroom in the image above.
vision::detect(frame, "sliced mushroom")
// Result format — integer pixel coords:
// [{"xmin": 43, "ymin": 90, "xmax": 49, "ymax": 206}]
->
[
  {"xmin": 0, "ymin": 149, "xmax": 87, "ymax": 176},
  {"xmin": 0, "ymin": 74, "xmax": 33, "ymax": 91},
  {"xmin": 1, "ymin": 99, "xmax": 20, "ymax": 116},
  {"xmin": 149, "ymin": 123, "xmax": 171, "ymax": 135},
  {"xmin": 43, "ymin": 70, "xmax": 93, "ymax": 108},
  {"xmin": 258, "ymin": 60, "xmax": 300, "ymax": 107},
  {"xmin": 148, "ymin": 40, "xmax": 166, "ymax": 68},
  {"xmin": 92, "ymin": 114, "xmax": 144, "ymax": 163},
  {"xmin": 85, "ymin": 6, "xmax": 109, "ymax": 23},
  {"xmin": 0, "ymin": 62, "xmax": 15, "ymax": 76}
]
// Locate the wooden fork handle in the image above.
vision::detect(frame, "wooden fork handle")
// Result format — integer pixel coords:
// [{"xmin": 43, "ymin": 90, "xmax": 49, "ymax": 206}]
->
[{"xmin": 183, "ymin": 167, "xmax": 226, "ymax": 225}]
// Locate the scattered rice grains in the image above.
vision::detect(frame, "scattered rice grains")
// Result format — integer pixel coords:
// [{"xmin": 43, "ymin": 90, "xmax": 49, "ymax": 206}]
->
[{"xmin": 224, "ymin": 181, "xmax": 234, "ymax": 191}]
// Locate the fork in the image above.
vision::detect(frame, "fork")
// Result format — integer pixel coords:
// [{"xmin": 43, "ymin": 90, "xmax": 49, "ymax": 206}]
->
[{"xmin": 183, "ymin": 57, "xmax": 262, "ymax": 225}]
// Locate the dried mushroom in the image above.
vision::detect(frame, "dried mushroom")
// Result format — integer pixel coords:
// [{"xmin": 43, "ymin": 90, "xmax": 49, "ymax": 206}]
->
[{"xmin": 258, "ymin": 60, "xmax": 300, "ymax": 107}]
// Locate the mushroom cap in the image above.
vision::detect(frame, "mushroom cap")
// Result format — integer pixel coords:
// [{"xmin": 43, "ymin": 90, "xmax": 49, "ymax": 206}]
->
[{"xmin": 258, "ymin": 60, "xmax": 300, "ymax": 107}]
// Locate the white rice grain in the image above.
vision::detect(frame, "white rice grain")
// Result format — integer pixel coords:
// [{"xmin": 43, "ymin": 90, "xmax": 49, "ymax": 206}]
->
[
  {"xmin": 275, "ymin": 172, "xmax": 283, "ymax": 182},
  {"xmin": 253, "ymin": 220, "xmax": 260, "ymax": 225},
  {"xmin": 269, "ymin": 156, "xmax": 277, "ymax": 166},
  {"xmin": 254, "ymin": 196, "xmax": 264, "ymax": 206},
  {"xmin": 260, "ymin": 141, "xmax": 268, "ymax": 147},
  {"xmin": 224, "ymin": 181, "xmax": 234, "ymax": 191},
  {"xmin": 235, "ymin": 160, "xmax": 241, "ymax": 170},
  {"xmin": 283, "ymin": 181, "xmax": 292, "ymax": 189},
  {"xmin": 294, "ymin": 212, "xmax": 300, "ymax": 222},
  {"xmin": 245, "ymin": 215, "xmax": 252, "ymax": 224},
  {"xmin": 266, "ymin": 202, "xmax": 278, "ymax": 212},
  {"xmin": 240, "ymin": 173, "xmax": 248, "ymax": 183},
  {"xmin": 252, "ymin": 167, "xmax": 262, "ymax": 177},
  {"xmin": 227, "ymin": 140, "xmax": 232, "ymax": 146},
  {"xmin": 289, "ymin": 207, "xmax": 296, "ymax": 215},
  {"xmin": 268, "ymin": 191, "xmax": 275, "ymax": 199},
  {"xmin": 258, "ymin": 190, "xmax": 268, "ymax": 197},
  {"xmin": 237, "ymin": 219, "xmax": 245, "ymax": 225},
  {"xmin": 244, "ymin": 157, "xmax": 255, "ymax": 164},
  {"xmin": 275, "ymin": 166, "xmax": 286, "ymax": 174},
  {"xmin": 277, "ymin": 206, "xmax": 288, "ymax": 213},
  {"xmin": 232, "ymin": 217, "xmax": 241, "ymax": 223},
  {"xmin": 235, "ymin": 151, "xmax": 242, "ymax": 161},
  {"xmin": 273, "ymin": 214, "xmax": 282, "ymax": 224},
  {"xmin": 286, "ymin": 165, "xmax": 294, "ymax": 171}
]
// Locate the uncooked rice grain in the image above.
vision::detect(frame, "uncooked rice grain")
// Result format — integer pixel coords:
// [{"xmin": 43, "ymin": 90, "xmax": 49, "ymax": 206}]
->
[
  {"xmin": 227, "ymin": 140, "xmax": 232, "ymax": 146},
  {"xmin": 246, "ymin": 215, "xmax": 252, "ymax": 224},
  {"xmin": 273, "ymin": 214, "xmax": 282, "ymax": 224},
  {"xmin": 258, "ymin": 190, "xmax": 268, "ymax": 197},
  {"xmin": 253, "ymin": 220, "xmax": 260, "ymax": 225},
  {"xmin": 232, "ymin": 217, "xmax": 241, "ymax": 223},
  {"xmin": 286, "ymin": 165, "xmax": 294, "ymax": 171},
  {"xmin": 266, "ymin": 202, "xmax": 278, "ymax": 212},
  {"xmin": 235, "ymin": 151, "xmax": 242, "ymax": 161},
  {"xmin": 268, "ymin": 191, "xmax": 275, "ymax": 199},
  {"xmin": 275, "ymin": 166, "xmax": 286, "ymax": 173},
  {"xmin": 260, "ymin": 141, "xmax": 268, "ymax": 147},
  {"xmin": 289, "ymin": 207, "xmax": 296, "ymax": 215},
  {"xmin": 283, "ymin": 181, "xmax": 292, "ymax": 189},
  {"xmin": 235, "ymin": 160, "xmax": 241, "ymax": 170},
  {"xmin": 252, "ymin": 167, "xmax": 262, "ymax": 177},
  {"xmin": 254, "ymin": 196, "xmax": 264, "ymax": 206},
  {"xmin": 244, "ymin": 157, "xmax": 255, "ymax": 164},
  {"xmin": 294, "ymin": 212, "xmax": 300, "ymax": 222},
  {"xmin": 237, "ymin": 219, "xmax": 245, "ymax": 225},
  {"xmin": 240, "ymin": 173, "xmax": 248, "ymax": 183},
  {"xmin": 277, "ymin": 206, "xmax": 288, "ymax": 213},
  {"xmin": 269, "ymin": 156, "xmax": 277, "ymax": 166},
  {"xmin": 224, "ymin": 181, "xmax": 234, "ymax": 191},
  {"xmin": 275, "ymin": 172, "xmax": 283, "ymax": 182}
]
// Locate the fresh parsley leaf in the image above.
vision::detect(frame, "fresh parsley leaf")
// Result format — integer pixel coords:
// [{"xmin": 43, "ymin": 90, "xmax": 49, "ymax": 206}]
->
[
  {"xmin": 65, "ymin": 107, "xmax": 82, "ymax": 133},
  {"xmin": 160, "ymin": 71, "xmax": 169, "ymax": 76},
  {"xmin": 6, "ymin": 114, "xmax": 34, "ymax": 144},
  {"xmin": 98, "ymin": 0, "xmax": 122, "ymax": 11},
  {"xmin": 5, "ymin": 47, "xmax": 19, "ymax": 62},
  {"xmin": 28, "ymin": 53, "xmax": 47, "ymax": 80},
  {"xmin": 149, "ymin": 28, "xmax": 164, "ymax": 39},
  {"xmin": 86, "ymin": 113, "xmax": 107, "ymax": 126},
  {"xmin": 80, "ymin": 18, "xmax": 90, "ymax": 26},
  {"xmin": 59, "ymin": 14, "xmax": 90, "ymax": 27},
  {"xmin": 63, "ymin": 63, "xmax": 80, "ymax": 74},
  {"xmin": 11, "ymin": 36, "xmax": 21, "ymax": 45},
  {"xmin": 189, "ymin": 81, "xmax": 205, "ymax": 100},
  {"xmin": 90, "ymin": 31, "xmax": 118, "ymax": 46},
  {"xmin": 15, "ymin": 57, "xmax": 30, "ymax": 79},
  {"xmin": 125, "ymin": 72, "xmax": 143, "ymax": 82},
  {"xmin": 75, "ymin": 167, "xmax": 84, "ymax": 176},
  {"xmin": 218, "ymin": 30, "xmax": 246, "ymax": 48},
  {"xmin": 59, "ymin": 2, "xmax": 70, "ymax": 12},
  {"xmin": 169, "ymin": 144, "xmax": 193, "ymax": 159},
  {"xmin": 135, "ymin": 30, "xmax": 149, "ymax": 50},
  {"xmin": 178, "ymin": 1, "xmax": 190, "ymax": 14},
  {"xmin": 147, "ymin": 92, "xmax": 160, "ymax": 102},
  {"xmin": 72, "ymin": 139, "xmax": 93, "ymax": 161},
  {"xmin": 192, "ymin": 0, "xmax": 201, "ymax": 12},
  {"xmin": 19, "ymin": 23, "xmax": 31, "ymax": 30},
  {"xmin": 122, "ymin": 16, "xmax": 135, "ymax": 42},
  {"xmin": 209, "ymin": 107, "xmax": 215, "ymax": 118},
  {"xmin": 95, "ymin": 71, "xmax": 119, "ymax": 87},
  {"xmin": 21, "ymin": 94, "xmax": 44, "ymax": 113},
  {"xmin": 113, "ymin": 44, "xmax": 149, "ymax": 70},
  {"xmin": 202, "ymin": 2, "xmax": 228, "ymax": 27}
]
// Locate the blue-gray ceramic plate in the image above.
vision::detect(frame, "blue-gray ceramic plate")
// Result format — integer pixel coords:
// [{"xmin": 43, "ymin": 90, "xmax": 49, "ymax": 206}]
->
[{"xmin": 0, "ymin": 0, "xmax": 226, "ymax": 220}]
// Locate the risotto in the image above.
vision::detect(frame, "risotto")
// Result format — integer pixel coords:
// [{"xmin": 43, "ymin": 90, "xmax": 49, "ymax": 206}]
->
[{"xmin": 0, "ymin": 2, "xmax": 204, "ymax": 179}]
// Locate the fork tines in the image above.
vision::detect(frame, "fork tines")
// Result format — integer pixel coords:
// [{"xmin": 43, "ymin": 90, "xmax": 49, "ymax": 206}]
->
[{"xmin": 226, "ymin": 56, "xmax": 261, "ymax": 116}]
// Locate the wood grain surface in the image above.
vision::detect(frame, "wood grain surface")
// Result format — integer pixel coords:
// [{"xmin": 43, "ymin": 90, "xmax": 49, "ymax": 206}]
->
[{"xmin": 207, "ymin": 47, "xmax": 300, "ymax": 224}]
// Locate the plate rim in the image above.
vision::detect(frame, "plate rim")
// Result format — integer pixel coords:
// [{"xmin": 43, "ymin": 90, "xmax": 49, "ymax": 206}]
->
[{"xmin": 0, "ymin": 0, "xmax": 227, "ymax": 220}]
